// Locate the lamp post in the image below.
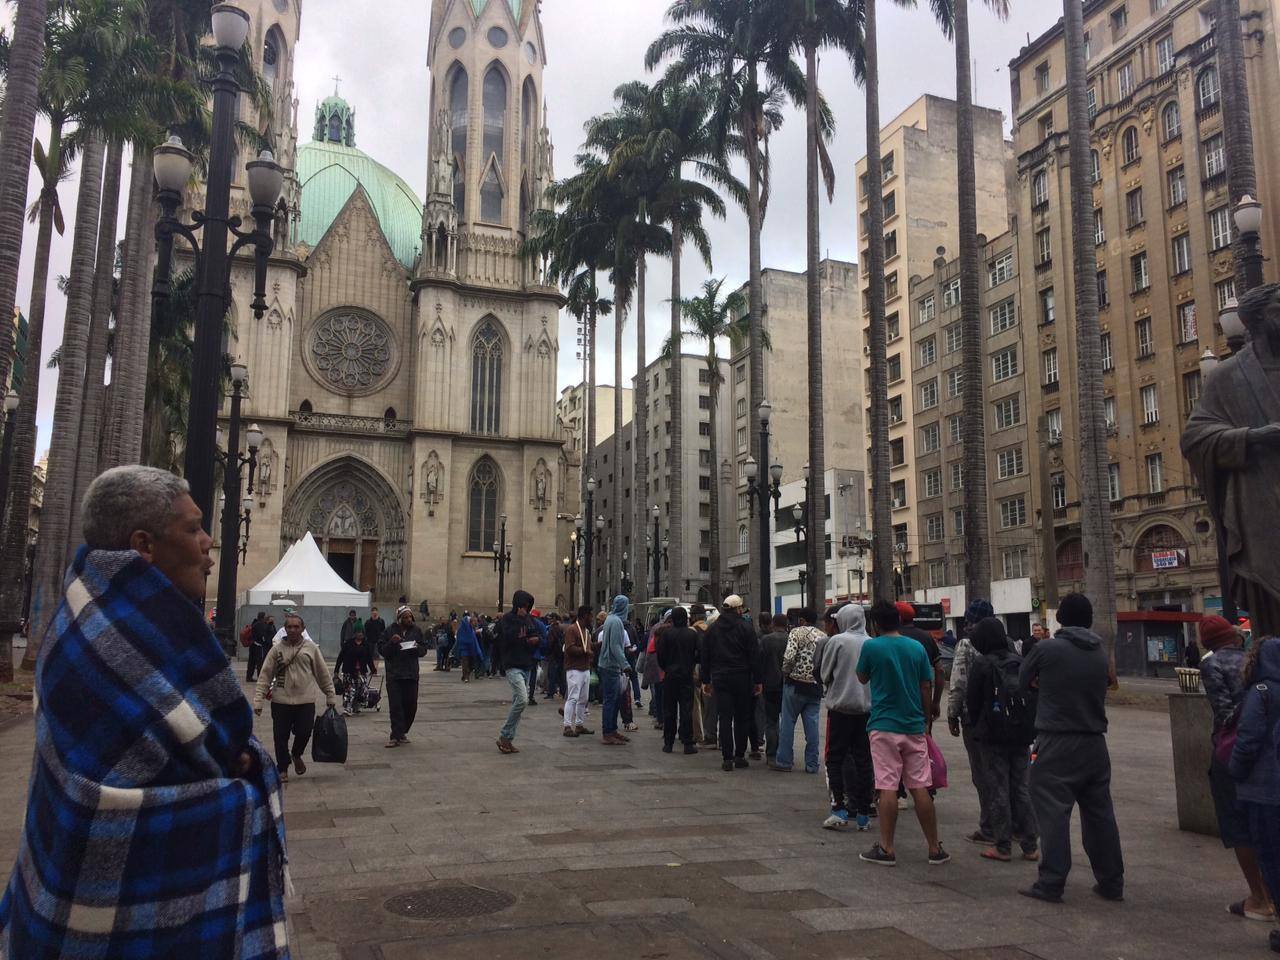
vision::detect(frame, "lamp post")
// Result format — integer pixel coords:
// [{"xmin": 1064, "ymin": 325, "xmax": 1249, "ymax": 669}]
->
[
  {"xmin": 150, "ymin": 5, "xmax": 284, "ymax": 534},
  {"xmin": 894, "ymin": 540, "xmax": 911, "ymax": 599},
  {"xmin": 649, "ymin": 504, "xmax": 662, "ymax": 597},
  {"xmin": 212, "ymin": 361, "xmax": 260, "ymax": 652},
  {"xmin": 583, "ymin": 479, "xmax": 597, "ymax": 609},
  {"xmin": 744, "ymin": 399, "xmax": 782, "ymax": 614},
  {"xmin": 620, "ymin": 551, "xmax": 633, "ymax": 597},
  {"xmin": 792, "ymin": 498, "xmax": 810, "ymax": 607},
  {"xmin": 0, "ymin": 390, "xmax": 20, "ymax": 528},
  {"xmin": 594, "ymin": 514, "xmax": 605, "ymax": 605},
  {"xmin": 1234, "ymin": 194, "xmax": 1265, "ymax": 294},
  {"xmin": 564, "ymin": 529, "xmax": 580, "ymax": 609},
  {"xmin": 493, "ymin": 513, "xmax": 512, "ymax": 613}
]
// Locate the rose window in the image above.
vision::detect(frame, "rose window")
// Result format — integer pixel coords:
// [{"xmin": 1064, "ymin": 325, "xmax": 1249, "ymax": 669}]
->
[{"xmin": 310, "ymin": 314, "xmax": 392, "ymax": 391}]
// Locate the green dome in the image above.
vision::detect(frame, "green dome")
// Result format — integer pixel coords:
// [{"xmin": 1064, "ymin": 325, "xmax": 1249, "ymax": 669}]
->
[
  {"xmin": 296, "ymin": 139, "xmax": 423, "ymax": 270},
  {"xmin": 471, "ymin": 0, "xmax": 521, "ymax": 18}
]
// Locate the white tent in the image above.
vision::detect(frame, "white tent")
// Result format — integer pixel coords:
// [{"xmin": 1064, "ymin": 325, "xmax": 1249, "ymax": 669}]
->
[{"xmin": 243, "ymin": 532, "xmax": 371, "ymax": 608}]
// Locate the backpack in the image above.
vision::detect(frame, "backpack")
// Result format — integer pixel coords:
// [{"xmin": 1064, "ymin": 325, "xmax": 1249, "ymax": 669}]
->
[
  {"xmin": 239, "ymin": 624, "xmax": 253, "ymax": 648},
  {"xmin": 983, "ymin": 653, "xmax": 1037, "ymax": 746}
]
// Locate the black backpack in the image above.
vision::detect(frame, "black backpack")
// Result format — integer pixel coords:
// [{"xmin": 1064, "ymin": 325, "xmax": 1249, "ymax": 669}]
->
[{"xmin": 983, "ymin": 653, "xmax": 1037, "ymax": 746}]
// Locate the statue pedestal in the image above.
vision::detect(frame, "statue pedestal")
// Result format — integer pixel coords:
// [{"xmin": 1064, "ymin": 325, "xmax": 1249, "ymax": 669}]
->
[{"xmin": 1167, "ymin": 692, "xmax": 1218, "ymax": 836}]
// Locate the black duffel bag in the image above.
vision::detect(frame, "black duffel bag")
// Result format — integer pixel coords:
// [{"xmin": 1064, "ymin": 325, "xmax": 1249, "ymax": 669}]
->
[{"xmin": 311, "ymin": 705, "xmax": 348, "ymax": 764}]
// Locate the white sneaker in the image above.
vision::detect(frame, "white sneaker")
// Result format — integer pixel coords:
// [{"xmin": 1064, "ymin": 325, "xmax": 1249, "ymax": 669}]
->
[{"xmin": 822, "ymin": 809, "xmax": 850, "ymax": 830}]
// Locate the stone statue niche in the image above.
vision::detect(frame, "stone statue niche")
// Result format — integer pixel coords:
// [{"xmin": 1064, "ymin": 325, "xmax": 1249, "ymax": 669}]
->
[
  {"xmin": 530, "ymin": 458, "xmax": 550, "ymax": 514},
  {"xmin": 422, "ymin": 450, "xmax": 444, "ymax": 516},
  {"xmin": 1181, "ymin": 282, "xmax": 1280, "ymax": 635}
]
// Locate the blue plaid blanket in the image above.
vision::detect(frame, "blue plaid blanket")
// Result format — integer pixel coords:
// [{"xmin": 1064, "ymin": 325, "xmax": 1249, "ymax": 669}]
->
[{"xmin": 0, "ymin": 547, "xmax": 290, "ymax": 958}]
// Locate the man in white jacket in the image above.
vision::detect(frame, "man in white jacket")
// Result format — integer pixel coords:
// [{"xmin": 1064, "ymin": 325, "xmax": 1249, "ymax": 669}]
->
[{"xmin": 819, "ymin": 603, "xmax": 875, "ymax": 831}]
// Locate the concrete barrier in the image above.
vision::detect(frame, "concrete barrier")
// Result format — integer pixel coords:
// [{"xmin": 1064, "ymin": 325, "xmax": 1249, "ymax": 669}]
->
[{"xmin": 1167, "ymin": 692, "xmax": 1218, "ymax": 836}]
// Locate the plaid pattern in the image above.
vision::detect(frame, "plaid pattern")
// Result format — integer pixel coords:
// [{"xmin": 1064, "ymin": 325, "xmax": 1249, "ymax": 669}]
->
[{"xmin": 0, "ymin": 548, "xmax": 290, "ymax": 959}]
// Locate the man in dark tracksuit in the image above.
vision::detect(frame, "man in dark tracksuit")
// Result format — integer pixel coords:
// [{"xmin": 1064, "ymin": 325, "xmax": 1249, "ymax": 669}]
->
[
  {"xmin": 246, "ymin": 612, "xmax": 272, "ymax": 682},
  {"xmin": 379, "ymin": 606, "xmax": 428, "ymax": 747},
  {"xmin": 702, "ymin": 595, "xmax": 762, "ymax": 771},
  {"xmin": 1019, "ymin": 592, "xmax": 1124, "ymax": 903}
]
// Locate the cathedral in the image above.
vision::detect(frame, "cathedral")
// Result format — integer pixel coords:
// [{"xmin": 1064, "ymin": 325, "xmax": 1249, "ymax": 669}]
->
[{"xmin": 207, "ymin": 0, "xmax": 570, "ymax": 614}]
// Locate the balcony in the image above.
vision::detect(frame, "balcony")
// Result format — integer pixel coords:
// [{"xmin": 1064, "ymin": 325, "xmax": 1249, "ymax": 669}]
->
[
  {"xmin": 1202, "ymin": 170, "xmax": 1227, "ymax": 194},
  {"xmin": 292, "ymin": 409, "xmax": 412, "ymax": 437}
]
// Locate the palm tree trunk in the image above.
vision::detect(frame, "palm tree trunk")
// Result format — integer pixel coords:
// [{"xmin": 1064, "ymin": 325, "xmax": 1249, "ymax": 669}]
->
[
  {"xmin": 707, "ymin": 352, "xmax": 722, "ymax": 601},
  {"xmin": 612, "ymin": 279, "xmax": 625, "ymax": 597},
  {"xmin": 804, "ymin": 37, "xmax": 827, "ymax": 610},
  {"xmin": 863, "ymin": 0, "xmax": 894, "ymax": 601},
  {"xmin": 633, "ymin": 251, "xmax": 649, "ymax": 600},
  {"xmin": 955, "ymin": 0, "xmax": 991, "ymax": 603},
  {"xmin": 669, "ymin": 221, "xmax": 684, "ymax": 600},
  {"xmin": 0, "ymin": 0, "xmax": 47, "ymax": 403},
  {"xmin": 1217, "ymin": 0, "xmax": 1257, "ymax": 293},
  {"xmin": 746, "ymin": 62, "xmax": 766, "ymax": 611},
  {"xmin": 68, "ymin": 138, "xmax": 124, "ymax": 563},
  {"xmin": 1062, "ymin": 0, "xmax": 1116, "ymax": 653},
  {"xmin": 587, "ymin": 281, "xmax": 598, "ymax": 606},
  {"xmin": 29, "ymin": 136, "xmax": 107, "ymax": 658},
  {"xmin": 101, "ymin": 144, "xmax": 155, "ymax": 469}
]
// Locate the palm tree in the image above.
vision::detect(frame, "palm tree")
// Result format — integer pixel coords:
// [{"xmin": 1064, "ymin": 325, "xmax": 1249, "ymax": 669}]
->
[
  {"xmin": 648, "ymin": 0, "xmax": 800, "ymax": 610},
  {"xmin": 1062, "ymin": 0, "xmax": 1116, "ymax": 650}
]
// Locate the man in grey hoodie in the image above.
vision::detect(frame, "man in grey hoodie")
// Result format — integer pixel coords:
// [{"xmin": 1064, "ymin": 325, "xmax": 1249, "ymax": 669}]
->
[
  {"xmin": 819, "ymin": 603, "xmax": 875, "ymax": 831},
  {"xmin": 599, "ymin": 596, "xmax": 630, "ymax": 745},
  {"xmin": 1019, "ymin": 593, "xmax": 1124, "ymax": 904}
]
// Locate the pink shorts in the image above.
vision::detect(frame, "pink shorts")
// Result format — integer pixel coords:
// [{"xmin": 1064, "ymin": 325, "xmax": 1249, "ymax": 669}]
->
[{"xmin": 868, "ymin": 731, "xmax": 931, "ymax": 791}]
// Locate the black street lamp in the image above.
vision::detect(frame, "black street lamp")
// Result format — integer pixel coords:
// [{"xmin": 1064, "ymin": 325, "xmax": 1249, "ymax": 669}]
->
[
  {"xmin": 798, "ymin": 569, "xmax": 809, "ymax": 609},
  {"xmin": 150, "ymin": 4, "xmax": 284, "ymax": 534},
  {"xmin": 894, "ymin": 540, "xmax": 912, "ymax": 599},
  {"xmin": 0, "ymin": 389, "xmax": 20, "ymax": 527},
  {"xmin": 563, "ymin": 528, "xmax": 581, "ymax": 609},
  {"xmin": 1234, "ymin": 194, "xmax": 1265, "ymax": 294},
  {"xmin": 744, "ymin": 398, "xmax": 782, "ymax": 614},
  {"xmin": 583, "ymin": 478, "xmax": 597, "ymax": 609},
  {"xmin": 213, "ymin": 359, "xmax": 260, "ymax": 652},
  {"xmin": 620, "ymin": 551, "xmax": 633, "ymax": 597},
  {"xmin": 647, "ymin": 504, "xmax": 669, "ymax": 597},
  {"xmin": 493, "ymin": 513, "xmax": 512, "ymax": 612}
]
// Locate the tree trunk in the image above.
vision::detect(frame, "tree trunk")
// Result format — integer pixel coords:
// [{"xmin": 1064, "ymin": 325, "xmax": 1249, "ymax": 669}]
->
[
  {"xmin": 863, "ymin": 0, "xmax": 894, "ymax": 601},
  {"xmin": 101, "ymin": 145, "xmax": 155, "ymax": 469},
  {"xmin": 69, "ymin": 138, "xmax": 124, "ymax": 563},
  {"xmin": 29, "ymin": 136, "xmax": 107, "ymax": 660},
  {"xmin": 0, "ymin": 0, "xmax": 48, "ymax": 405},
  {"xmin": 1062, "ymin": 0, "xmax": 1117, "ymax": 653},
  {"xmin": 804, "ymin": 38, "xmax": 827, "ymax": 610},
  {"xmin": 707, "ymin": 351, "xmax": 722, "ymax": 602},
  {"xmin": 632, "ymin": 251, "xmax": 649, "ymax": 600},
  {"xmin": 955, "ymin": 0, "xmax": 992, "ymax": 603},
  {"xmin": 586, "ymin": 280, "xmax": 597, "ymax": 606},
  {"xmin": 668, "ymin": 221, "xmax": 684, "ymax": 600},
  {"xmin": 1217, "ymin": 0, "xmax": 1257, "ymax": 293},
  {"xmin": 745, "ymin": 61, "xmax": 766, "ymax": 611},
  {"xmin": 612, "ymin": 278, "xmax": 625, "ymax": 597}
]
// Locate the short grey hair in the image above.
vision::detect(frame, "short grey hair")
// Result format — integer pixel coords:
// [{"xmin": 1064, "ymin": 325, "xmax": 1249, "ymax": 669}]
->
[{"xmin": 82, "ymin": 466, "xmax": 191, "ymax": 550}]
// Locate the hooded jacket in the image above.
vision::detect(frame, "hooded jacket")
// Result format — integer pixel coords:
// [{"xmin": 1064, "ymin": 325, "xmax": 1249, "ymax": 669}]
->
[
  {"xmin": 1018, "ymin": 625, "xmax": 1110, "ymax": 735},
  {"xmin": 497, "ymin": 590, "xmax": 540, "ymax": 671},
  {"xmin": 1200, "ymin": 645, "xmax": 1247, "ymax": 732},
  {"xmin": 1230, "ymin": 638, "xmax": 1280, "ymax": 803},
  {"xmin": 820, "ymin": 604, "xmax": 871, "ymax": 715},
  {"xmin": 598, "ymin": 596, "xmax": 630, "ymax": 672},
  {"xmin": 703, "ymin": 608, "xmax": 761, "ymax": 680}
]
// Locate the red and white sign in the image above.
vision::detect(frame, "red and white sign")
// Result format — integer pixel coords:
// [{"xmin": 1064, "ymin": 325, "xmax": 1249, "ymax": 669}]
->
[{"xmin": 1151, "ymin": 550, "xmax": 1180, "ymax": 570}]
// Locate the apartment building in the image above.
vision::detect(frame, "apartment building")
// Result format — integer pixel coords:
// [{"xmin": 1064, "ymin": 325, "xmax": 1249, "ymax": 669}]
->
[
  {"xmin": 907, "ymin": 233, "xmax": 1039, "ymax": 636},
  {"xmin": 855, "ymin": 95, "xmax": 1012, "ymax": 594},
  {"xmin": 587, "ymin": 353, "xmax": 737, "ymax": 607},
  {"xmin": 725, "ymin": 259, "xmax": 866, "ymax": 609},
  {"xmin": 1008, "ymin": 0, "xmax": 1280, "ymax": 640},
  {"xmin": 772, "ymin": 468, "xmax": 869, "ymax": 611},
  {"xmin": 555, "ymin": 383, "xmax": 633, "ymax": 464}
]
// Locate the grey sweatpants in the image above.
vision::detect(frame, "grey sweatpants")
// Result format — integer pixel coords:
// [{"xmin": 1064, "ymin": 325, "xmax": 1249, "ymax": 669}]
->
[
  {"xmin": 962, "ymin": 725, "xmax": 993, "ymax": 838},
  {"xmin": 974, "ymin": 741, "xmax": 1038, "ymax": 854},
  {"xmin": 1030, "ymin": 732, "xmax": 1124, "ymax": 898}
]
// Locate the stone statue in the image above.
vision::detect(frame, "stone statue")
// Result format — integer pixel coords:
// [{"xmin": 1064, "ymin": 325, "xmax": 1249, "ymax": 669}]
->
[
  {"xmin": 530, "ymin": 459, "xmax": 550, "ymax": 509},
  {"xmin": 430, "ymin": 109, "xmax": 454, "ymax": 198},
  {"xmin": 1182, "ymin": 282, "xmax": 1280, "ymax": 635},
  {"xmin": 423, "ymin": 451, "xmax": 443, "ymax": 505},
  {"xmin": 257, "ymin": 446, "xmax": 274, "ymax": 493}
]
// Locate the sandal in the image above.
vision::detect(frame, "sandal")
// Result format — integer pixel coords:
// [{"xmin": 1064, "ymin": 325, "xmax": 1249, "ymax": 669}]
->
[
  {"xmin": 981, "ymin": 848, "xmax": 1012, "ymax": 862},
  {"xmin": 1229, "ymin": 900, "xmax": 1277, "ymax": 922}
]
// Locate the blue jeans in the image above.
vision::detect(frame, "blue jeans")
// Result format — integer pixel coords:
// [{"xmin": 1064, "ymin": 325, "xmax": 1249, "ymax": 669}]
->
[
  {"xmin": 600, "ymin": 667, "xmax": 621, "ymax": 736},
  {"xmin": 500, "ymin": 669, "xmax": 528, "ymax": 741},
  {"xmin": 776, "ymin": 685, "xmax": 821, "ymax": 772}
]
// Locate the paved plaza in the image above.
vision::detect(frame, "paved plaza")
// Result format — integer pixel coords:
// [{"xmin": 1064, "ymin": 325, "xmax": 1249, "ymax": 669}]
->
[{"xmin": 0, "ymin": 671, "xmax": 1263, "ymax": 959}]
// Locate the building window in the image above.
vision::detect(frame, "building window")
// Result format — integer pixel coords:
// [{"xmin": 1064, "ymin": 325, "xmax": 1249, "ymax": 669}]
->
[
  {"xmin": 887, "ymin": 312, "xmax": 901, "ymax": 340},
  {"xmin": 1043, "ymin": 408, "xmax": 1062, "ymax": 444},
  {"xmin": 950, "ymin": 461, "xmax": 964, "ymax": 490},
  {"xmin": 698, "ymin": 475, "xmax": 712, "ymax": 491},
  {"xmin": 994, "ymin": 395, "xmax": 1022, "ymax": 429},
  {"xmin": 943, "ymin": 277, "xmax": 962, "ymax": 308},
  {"xmin": 471, "ymin": 320, "xmax": 504, "ymax": 433},
  {"xmin": 946, "ymin": 367, "xmax": 964, "ymax": 398},
  {"xmin": 467, "ymin": 457, "xmax": 500, "ymax": 552},
  {"xmin": 1146, "ymin": 452, "xmax": 1164, "ymax": 493},
  {"xmin": 1209, "ymin": 207, "xmax": 1233, "ymax": 251},
  {"xmin": 1183, "ymin": 369, "xmax": 1202, "ymax": 413},
  {"xmin": 1035, "ymin": 61, "xmax": 1050, "ymax": 93},
  {"xmin": 1198, "ymin": 66, "xmax": 1220, "ymax": 110},
  {"xmin": 737, "ymin": 426, "xmax": 747, "ymax": 450},
  {"xmin": 734, "ymin": 364, "xmax": 746, "ymax": 383},
  {"xmin": 1168, "ymin": 166, "xmax": 1187, "ymax": 207},
  {"xmin": 885, "ymin": 273, "xmax": 900, "ymax": 301},
  {"xmin": 921, "ymin": 422, "xmax": 941, "ymax": 453},
  {"xmin": 884, "ymin": 230, "xmax": 898, "ymax": 260},
  {"xmin": 1040, "ymin": 287, "xmax": 1056, "ymax": 325},
  {"xmin": 1171, "ymin": 234, "xmax": 1192, "ymax": 275},
  {"xmin": 883, "ymin": 191, "xmax": 897, "ymax": 218},
  {"xmin": 1036, "ymin": 227, "xmax": 1052, "ymax": 265},
  {"xmin": 1003, "ymin": 547, "xmax": 1029, "ymax": 580},
  {"xmin": 888, "ymin": 394, "xmax": 904, "ymax": 424},
  {"xmin": 1126, "ymin": 187, "xmax": 1144, "ymax": 229},
  {"xmin": 919, "ymin": 337, "xmax": 937, "ymax": 367},
  {"xmin": 918, "ymin": 295, "xmax": 936, "ymax": 325},
  {"xmin": 1094, "ymin": 208, "xmax": 1106, "ymax": 247},
  {"xmin": 1156, "ymin": 34, "xmax": 1175, "ymax": 76},
  {"xmin": 1177, "ymin": 301, "xmax": 1198, "ymax": 343},
  {"xmin": 989, "ymin": 252, "xmax": 1014, "ymax": 287},
  {"xmin": 997, "ymin": 446, "xmax": 1024, "ymax": 480},
  {"xmin": 920, "ymin": 378, "xmax": 939, "ymax": 409},
  {"xmin": 999, "ymin": 496, "xmax": 1027, "ymax": 529},
  {"xmin": 1043, "ymin": 347, "xmax": 1059, "ymax": 385},
  {"xmin": 698, "ymin": 394, "xmax": 712, "ymax": 410},
  {"xmin": 1051, "ymin": 472, "xmax": 1067, "ymax": 510},
  {"xmin": 1141, "ymin": 383, "xmax": 1160, "ymax": 424},
  {"xmin": 992, "ymin": 346, "xmax": 1018, "ymax": 382},
  {"xmin": 1091, "ymin": 149, "xmax": 1101, "ymax": 184},
  {"xmin": 948, "ymin": 414, "xmax": 962, "ymax": 445},
  {"xmin": 926, "ymin": 514, "xmax": 945, "ymax": 543},
  {"xmin": 891, "ymin": 479, "xmax": 907, "ymax": 506},
  {"xmin": 1032, "ymin": 170, "xmax": 1049, "ymax": 208},
  {"xmin": 1216, "ymin": 277, "xmax": 1238, "ymax": 311},
  {"xmin": 1131, "ymin": 252, "xmax": 1150, "ymax": 293},
  {"xmin": 890, "ymin": 438, "xmax": 905, "ymax": 467},
  {"xmin": 1104, "ymin": 395, "xmax": 1117, "ymax": 429},
  {"xmin": 945, "ymin": 323, "xmax": 962, "ymax": 354},
  {"xmin": 1111, "ymin": 5, "xmax": 1128, "ymax": 38},
  {"xmin": 1108, "ymin": 462, "xmax": 1122, "ymax": 502},
  {"xmin": 1097, "ymin": 269, "xmax": 1110, "ymax": 307},
  {"xmin": 736, "ymin": 397, "xmax": 747, "ymax": 417},
  {"xmin": 990, "ymin": 299, "xmax": 1017, "ymax": 334},
  {"xmin": 1136, "ymin": 317, "xmax": 1154, "ymax": 357},
  {"xmin": 954, "ymin": 508, "xmax": 965, "ymax": 538},
  {"xmin": 1087, "ymin": 86, "xmax": 1098, "ymax": 121},
  {"xmin": 1101, "ymin": 332, "xmax": 1114, "ymax": 371},
  {"xmin": 1121, "ymin": 125, "xmax": 1139, "ymax": 164},
  {"xmin": 699, "ymin": 421, "xmax": 711, "ymax": 436},
  {"xmin": 882, "ymin": 151, "xmax": 895, "ymax": 179},
  {"xmin": 450, "ymin": 67, "xmax": 470, "ymax": 211},
  {"xmin": 1203, "ymin": 133, "xmax": 1225, "ymax": 179},
  {"xmin": 923, "ymin": 468, "xmax": 942, "ymax": 499},
  {"xmin": 888, "ymin": 353, "xmax": 902, "ymax": 383},
  {"xmin": 928, "ymin": 560, "xmax": 948, "ymax": 589},
  {"xmin": 1161, "ymin": 100, "xmax": 1180, "ymax": 141},
  {"xmin": 480, "ymin": 67, "xmax": 508, "ymax": 222}
]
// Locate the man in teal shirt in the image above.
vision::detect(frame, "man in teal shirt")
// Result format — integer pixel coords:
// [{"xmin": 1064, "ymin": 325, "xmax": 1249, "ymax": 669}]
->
[{"xmin": 856, "ymin": 600, "xmax": 949, "ymax": 867}]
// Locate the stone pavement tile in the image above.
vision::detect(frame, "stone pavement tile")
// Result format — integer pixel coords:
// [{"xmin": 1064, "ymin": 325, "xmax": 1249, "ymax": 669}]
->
[
  {"xmin": 287, "ymin": 857, "xmax": 356, "ymax": 880},
  {"xmin": 377, "ymin": 919, "xmax": 725, "ymax": 960},
  {"xmin": 429, "ymin": 856, "xmax": 567, "ymax": 880},
  {"xmin": 586, "ymin": 897, "xmax": 694, "ymax": 918},
  {"xmin": 948, "ymin": 949, "xmax": 1044, "ymax": 960},
  {"xmin": 749, "ymin": 927, "xmax": 951, "ymax": 959},
  {"xmin": 723, "ymin": 873, "xmax": 822, "ymax": 893},
  {"xmin": 561, "ymin": 849, "xmax": 685, "ymax": 870}
]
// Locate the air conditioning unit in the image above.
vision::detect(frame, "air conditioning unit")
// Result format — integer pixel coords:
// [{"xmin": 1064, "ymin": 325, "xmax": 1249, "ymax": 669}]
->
[{"xmin": 892, "ymin": 498, "xmax": 906, "ymax": 509}]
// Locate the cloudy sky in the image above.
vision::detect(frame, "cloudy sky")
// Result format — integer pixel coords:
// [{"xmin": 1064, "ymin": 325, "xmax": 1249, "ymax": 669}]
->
[{"xmin": 14, "ymin": 0, "xmax": 1065, "ymax": 459}]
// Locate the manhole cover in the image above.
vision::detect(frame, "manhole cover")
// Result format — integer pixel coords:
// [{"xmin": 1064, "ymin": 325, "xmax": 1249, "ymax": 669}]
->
[{"xmin": 384, "ymin": 884, "xmax": 515, "ymax": 921}]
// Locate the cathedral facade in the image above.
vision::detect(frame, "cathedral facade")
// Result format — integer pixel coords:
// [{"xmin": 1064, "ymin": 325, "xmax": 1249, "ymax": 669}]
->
[{"xmin": 208, "ymin": 0, "xmax": 568, "ymax": 614}]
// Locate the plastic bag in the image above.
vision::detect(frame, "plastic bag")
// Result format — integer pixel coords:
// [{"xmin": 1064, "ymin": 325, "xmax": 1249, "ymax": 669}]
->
[
  {"xmin": 926, "ymin": 734, "xmax": 948, "ymax": 790},
  {"xmin": 311, "ymin": 706, "xmax": 348, "ymax": 764}
]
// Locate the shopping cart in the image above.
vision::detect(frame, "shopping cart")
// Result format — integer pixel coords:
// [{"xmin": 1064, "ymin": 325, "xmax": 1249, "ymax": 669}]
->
[{"xmin": 364, "ymin": 673, "xmax": 383, "ymax": 711}]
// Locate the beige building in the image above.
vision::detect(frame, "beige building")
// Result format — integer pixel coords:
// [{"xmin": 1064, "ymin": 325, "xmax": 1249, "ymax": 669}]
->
[
  {"xmin": 855, "ymin": 95, "xmax": 1012, "ymax": 596},
  {"xmin": 726, "ymin": 258, "xmax": 866, "ymax": 610},
  {"xmin": 1008, "ymin": 0, "xmax": 1280, "ymax": 652},
  {"xmin": 555, "ymin": 382, "xmax": 633, "ymax": 459}
]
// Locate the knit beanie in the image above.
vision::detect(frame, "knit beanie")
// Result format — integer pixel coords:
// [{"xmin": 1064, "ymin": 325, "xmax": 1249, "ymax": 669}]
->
[{"xmin": 1198, "ymin": 615, "xmax": 1237, "ymax": 650}]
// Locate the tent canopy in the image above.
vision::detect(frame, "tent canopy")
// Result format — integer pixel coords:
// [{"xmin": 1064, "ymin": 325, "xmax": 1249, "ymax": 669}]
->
[{"xmin": 243, "ymin": 532, "xmax": 371, "ymax": 608}]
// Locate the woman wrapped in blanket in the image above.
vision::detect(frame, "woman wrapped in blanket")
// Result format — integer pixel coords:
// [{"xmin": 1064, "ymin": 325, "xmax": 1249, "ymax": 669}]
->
[{"xmin": 0, "ymin": 467, "xmax": 291, "ymax": 959}]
